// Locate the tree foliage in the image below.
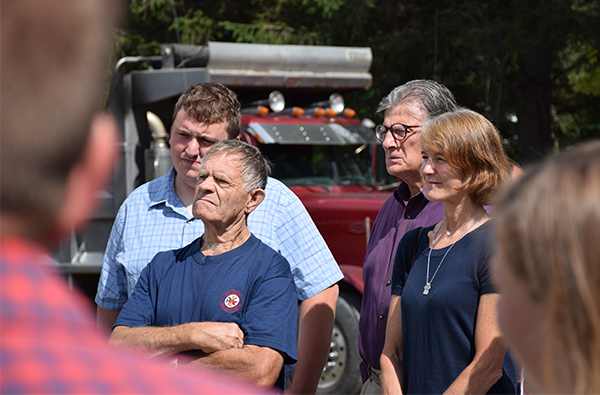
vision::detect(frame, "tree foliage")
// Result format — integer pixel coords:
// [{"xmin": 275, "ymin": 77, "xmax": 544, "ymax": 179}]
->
[{"xmin": 117, "ymin": 0, "xmax": 600, "ymax": 162}]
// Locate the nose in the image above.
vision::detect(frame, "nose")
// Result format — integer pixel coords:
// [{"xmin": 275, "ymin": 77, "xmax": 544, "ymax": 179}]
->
[
  {"xmin": 421, "ymin": 160, "xmax": 434, "ymax": 176},
  {"xmin": 185, "ymin": 138, "xmax": 200, "ymax": 157},
  {"xmin": 196, "ymin": 176, "xmax": 215, "ymax": 195},
  {"xmin": 382, "ymin": 129, "xmax": 397, "ymax": 152}
]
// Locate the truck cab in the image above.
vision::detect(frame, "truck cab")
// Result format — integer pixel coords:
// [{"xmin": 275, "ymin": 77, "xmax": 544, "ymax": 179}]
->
[{"xmin": 56, "ymin": 41, "xmax": 394, "ymax": 394}]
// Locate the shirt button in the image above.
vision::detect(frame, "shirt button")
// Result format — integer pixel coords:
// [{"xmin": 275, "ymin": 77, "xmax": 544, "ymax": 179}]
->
[
  {"xmin": 379, "ymin": 314, "xmax": 384, "ymax": 320},
  {"xmin": 386, "ymin": 280, "xmax": 391, "ymax": 285},
  {"xmin": 406, "ymin": 214, "xmax": 412, "ymax": 219}
]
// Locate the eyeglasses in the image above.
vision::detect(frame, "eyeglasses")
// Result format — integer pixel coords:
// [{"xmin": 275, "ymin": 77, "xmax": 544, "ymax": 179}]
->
[{"xmin": 374, "ymin": 123, "xmax": 421, "ymax": 143}]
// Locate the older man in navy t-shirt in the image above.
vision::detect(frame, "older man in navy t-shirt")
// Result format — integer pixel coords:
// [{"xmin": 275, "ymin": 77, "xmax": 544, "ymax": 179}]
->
[{"xmin": 111, "ymin": 140, "xmax": 297, "ymax": 389}]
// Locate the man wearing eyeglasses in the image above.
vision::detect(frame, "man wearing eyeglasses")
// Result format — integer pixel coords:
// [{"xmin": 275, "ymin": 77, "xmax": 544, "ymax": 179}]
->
[{"xmin": 358, "ymin": 80, "xmax": 458, "ymax": 394}]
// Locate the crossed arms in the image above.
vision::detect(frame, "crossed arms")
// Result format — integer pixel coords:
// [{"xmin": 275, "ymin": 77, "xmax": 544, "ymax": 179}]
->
[{"xmin": 110, "ymin": 321, "xmax": 283, "ymax": 387}]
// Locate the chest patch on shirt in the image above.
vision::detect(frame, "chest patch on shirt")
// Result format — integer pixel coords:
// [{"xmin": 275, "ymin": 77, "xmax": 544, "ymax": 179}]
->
[{"xmin": 220, "ymin": 290, "xmax": 244, "ymax": 313}]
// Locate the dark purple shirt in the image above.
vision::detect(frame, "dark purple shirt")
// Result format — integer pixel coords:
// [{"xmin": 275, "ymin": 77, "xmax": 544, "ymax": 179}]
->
[{"xmin": 358, "ymin": 182, "xmax": 443, "ymax": 381}]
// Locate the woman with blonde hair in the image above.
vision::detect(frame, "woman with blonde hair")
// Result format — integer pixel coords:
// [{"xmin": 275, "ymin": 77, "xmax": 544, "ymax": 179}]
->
[
  {"xmin": 381, "ymin": 108, "xmax": 516, "ymax": 394},
  {"xmin": 493, "ymin": 140, "xmax": 600, "ymax": 394}
]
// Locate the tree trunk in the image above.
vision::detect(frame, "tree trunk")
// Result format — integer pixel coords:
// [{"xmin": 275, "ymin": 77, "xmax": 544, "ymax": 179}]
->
[{"xmin": 516, "ymin": 45, "xmax": 554, "ymax": 164}]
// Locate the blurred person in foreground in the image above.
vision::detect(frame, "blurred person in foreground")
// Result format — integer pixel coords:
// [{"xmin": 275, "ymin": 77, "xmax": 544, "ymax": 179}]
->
[
  {"xmin": 96, "ymin": 82, "xmax": 342, "ymax": 395},
  {"xmin": 111, "ymin": 140, "xmax": 297, "ymax": 389},
  {"xmin": 493, "ymin": 140, "xmax": 600, "ymax": 394},
  {"xmin": 0, "ymin": 1, "xmax": 261, "ymax": 393},
  {"xmin": 380, "ymin": 109, "xmax": 517, "ymax": 394},
  {"xmin": 358, "ymin": 80, "xmax": 457, "ymax": 394}
]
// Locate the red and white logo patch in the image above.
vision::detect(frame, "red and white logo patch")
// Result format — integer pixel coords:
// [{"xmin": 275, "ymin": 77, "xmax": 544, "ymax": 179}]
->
[{"xmin": 220, "ymin": 290, "xmax": 244, "ymax": 313}]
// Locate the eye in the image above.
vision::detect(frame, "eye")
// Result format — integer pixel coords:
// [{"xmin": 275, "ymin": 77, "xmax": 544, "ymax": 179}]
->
[
  {"xmin": 214, "ymin": 176, "xmax": 231, "ymax": 187},
  {"xmin": 200, "ymin": 138, "xmax": 218, "ymax": 147},
  {"xmin": 390, "ymin": 124, "xmax": 406, "ymax": 133}
]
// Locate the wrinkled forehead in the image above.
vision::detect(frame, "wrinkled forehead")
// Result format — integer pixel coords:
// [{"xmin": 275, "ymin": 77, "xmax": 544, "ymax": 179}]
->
[
  {"xmin": 384, "ymin": 100, "xmax": 426, "ymax": 124},
  {"xmin": 199, "ymin": 151, "xmax": 244, "ymax": 180},
  {"xmin": 202, "ymin": 150, "xmax": 242, "ymax": 166}
]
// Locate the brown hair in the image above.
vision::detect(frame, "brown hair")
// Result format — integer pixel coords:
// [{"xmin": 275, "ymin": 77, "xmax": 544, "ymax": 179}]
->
[
  {"xmin": 173, "ymin": 82, "xmax": 242, "ymax": 139},
  {"xmin": 495, "ymin": 140, "xmax": 600, "ymax": 393},
  {"xmin": 1, "ymin": 0, "xmax": 122, "ymax": 233},
  {"xmin": 420, "ymin": 108, "xmax": 510, "ymax": 205}
]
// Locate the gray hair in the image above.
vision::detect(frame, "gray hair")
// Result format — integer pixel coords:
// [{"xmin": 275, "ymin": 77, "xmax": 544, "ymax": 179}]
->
[
  {"xmin": 377, "ymin": 79, "xmax": 458, "ymax": 120},
  {"xmin": 201, "ymin": 140, "xmax": 271, "ymax": 191}
]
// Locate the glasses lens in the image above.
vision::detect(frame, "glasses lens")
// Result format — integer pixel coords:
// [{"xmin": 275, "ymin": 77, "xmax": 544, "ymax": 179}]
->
[
  {"xmin": 390, "ymin": 124, "xmax": 407, "ymax": 140},
  {"xmin": 375, "ymin": 125, "xmax": 386, "ymax": 142}
]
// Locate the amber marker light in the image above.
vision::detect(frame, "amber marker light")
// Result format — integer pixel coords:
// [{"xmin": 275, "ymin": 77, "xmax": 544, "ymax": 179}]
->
[
  {"xmin": 326, "ymin": 108, "xmax": 338, "ymax": 118},
  {"xmin": 293, "ymin": 107, "xmax": 305, "ymax": 117},
  {"xmin": 344, "ymin": 108, "xmax": 356, "ymax": 118},
  {"xmin": 258, "ymin": 106, "xmax": 269, "ymax": 116}
]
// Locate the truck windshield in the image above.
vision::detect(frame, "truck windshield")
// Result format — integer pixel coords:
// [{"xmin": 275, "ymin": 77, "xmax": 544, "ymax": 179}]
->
[{"xmin": 258, "ymin": 143, "xmax": 377, "ymax": 188}]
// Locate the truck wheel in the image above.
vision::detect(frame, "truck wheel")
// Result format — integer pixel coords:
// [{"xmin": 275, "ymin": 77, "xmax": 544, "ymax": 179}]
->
[{"xmin": 317, "ymin": 294, "xmax": 361, "ymax": 395}]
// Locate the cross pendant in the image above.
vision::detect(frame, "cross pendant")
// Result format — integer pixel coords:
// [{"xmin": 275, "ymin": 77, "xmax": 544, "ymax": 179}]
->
[{"xmin": 423, "ymin": 283, "xmax": 431, "ymax": 295}]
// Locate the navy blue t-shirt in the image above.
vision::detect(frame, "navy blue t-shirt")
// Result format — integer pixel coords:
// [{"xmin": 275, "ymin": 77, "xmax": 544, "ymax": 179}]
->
[
  {"xmin": 392, "ymin": 221, "xmax": 516, "ymax": 394},
  {"xmin": 116, "ymin": 234, "xmax": 298, "ymax": 364}
]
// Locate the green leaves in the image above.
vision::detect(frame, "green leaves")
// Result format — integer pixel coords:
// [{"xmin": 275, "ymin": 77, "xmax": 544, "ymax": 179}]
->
[{"xmin": 170, "ymin": 9, "xmax": 214, "ymax": 45}]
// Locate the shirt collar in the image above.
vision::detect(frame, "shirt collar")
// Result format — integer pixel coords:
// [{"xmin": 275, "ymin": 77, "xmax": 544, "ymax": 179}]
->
[
  {"xmin": 394, "ymin": 181, "xmax": 430, "ymax": 216},
  {"xmin": 148, "ymin": 167, "xmax": 179, "ymax": 208}
]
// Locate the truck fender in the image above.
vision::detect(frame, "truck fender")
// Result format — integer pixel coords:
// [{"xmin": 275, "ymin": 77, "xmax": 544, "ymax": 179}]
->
[{"xmin": 338, "ymin": 265, "xmax": 363, "ymax": 295}]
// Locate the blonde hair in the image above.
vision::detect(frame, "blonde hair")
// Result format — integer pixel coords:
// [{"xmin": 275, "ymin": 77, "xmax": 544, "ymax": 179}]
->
[
  {"xmin": 420, "ymin": 108, "xmax": 510, "ymax": 205},
  {"xmin": 495, "ymin": 140, "xmax": 600, "ymax": 393}
]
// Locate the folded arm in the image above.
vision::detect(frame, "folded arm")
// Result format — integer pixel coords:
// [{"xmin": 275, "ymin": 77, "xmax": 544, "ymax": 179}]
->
[
  {"xmin": 110, "ymin": 322, "xmax": 244, "ymax": 357},
  {"xmin": 188, "ymin": 344, "xmax": 284, "ymax": 387},
  {"xmin": 443, "ymin": 293, "xmax": 507, "ymax": 395}
]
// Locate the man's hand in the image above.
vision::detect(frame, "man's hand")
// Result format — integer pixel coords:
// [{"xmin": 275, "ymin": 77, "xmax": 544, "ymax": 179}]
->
[{"xmin": 188, "ymin": 322, "xmax": 244, "ymax": 354}]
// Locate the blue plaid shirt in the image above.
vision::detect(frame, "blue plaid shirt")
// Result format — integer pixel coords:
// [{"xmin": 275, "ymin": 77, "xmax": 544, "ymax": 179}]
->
[{"xmin": 95, "ymin": 167, "xmax": 342, "ymax": 310}]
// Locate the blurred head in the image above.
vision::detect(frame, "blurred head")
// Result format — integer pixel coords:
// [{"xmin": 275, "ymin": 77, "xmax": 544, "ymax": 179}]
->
[
  {"xmin": 509, "ymin": 158, "xmax": 524, "ymax": 180},
  {"xmin": 0, "ymin": 0, "xmax": 122, "ymax": 240},
  {"xmin": 494, "ymin": 140, "xmax": 600, "ymax": 394},
  {"xmin": 193, "ymin": 140, "xmax": 270, "ymax": 226},
  {"xmin": 376, "ymin": 80, "xmax": 458, "ymax": 186},
  {"xmin": 173, "ymin": 82, "xmax": 242, "ymax": 139},
  {"xmin": 420, "ymin": 109, "xmax": 510, "ymax": 206}
]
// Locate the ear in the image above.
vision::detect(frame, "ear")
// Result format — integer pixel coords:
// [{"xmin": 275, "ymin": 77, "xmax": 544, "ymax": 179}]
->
[
  {"xmin": 245, "ymin": 188, "xmax": 265, "ymax": 215},
  {"xmin": 54, "ymin": 113, "xmax": 119, "ymax": 236}
]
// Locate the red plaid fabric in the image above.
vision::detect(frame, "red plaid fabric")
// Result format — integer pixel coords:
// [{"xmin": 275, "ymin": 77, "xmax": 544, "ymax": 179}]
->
[{"xmin": 0, "ymin": 237, "xmax": 265, "ymax": 394}]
